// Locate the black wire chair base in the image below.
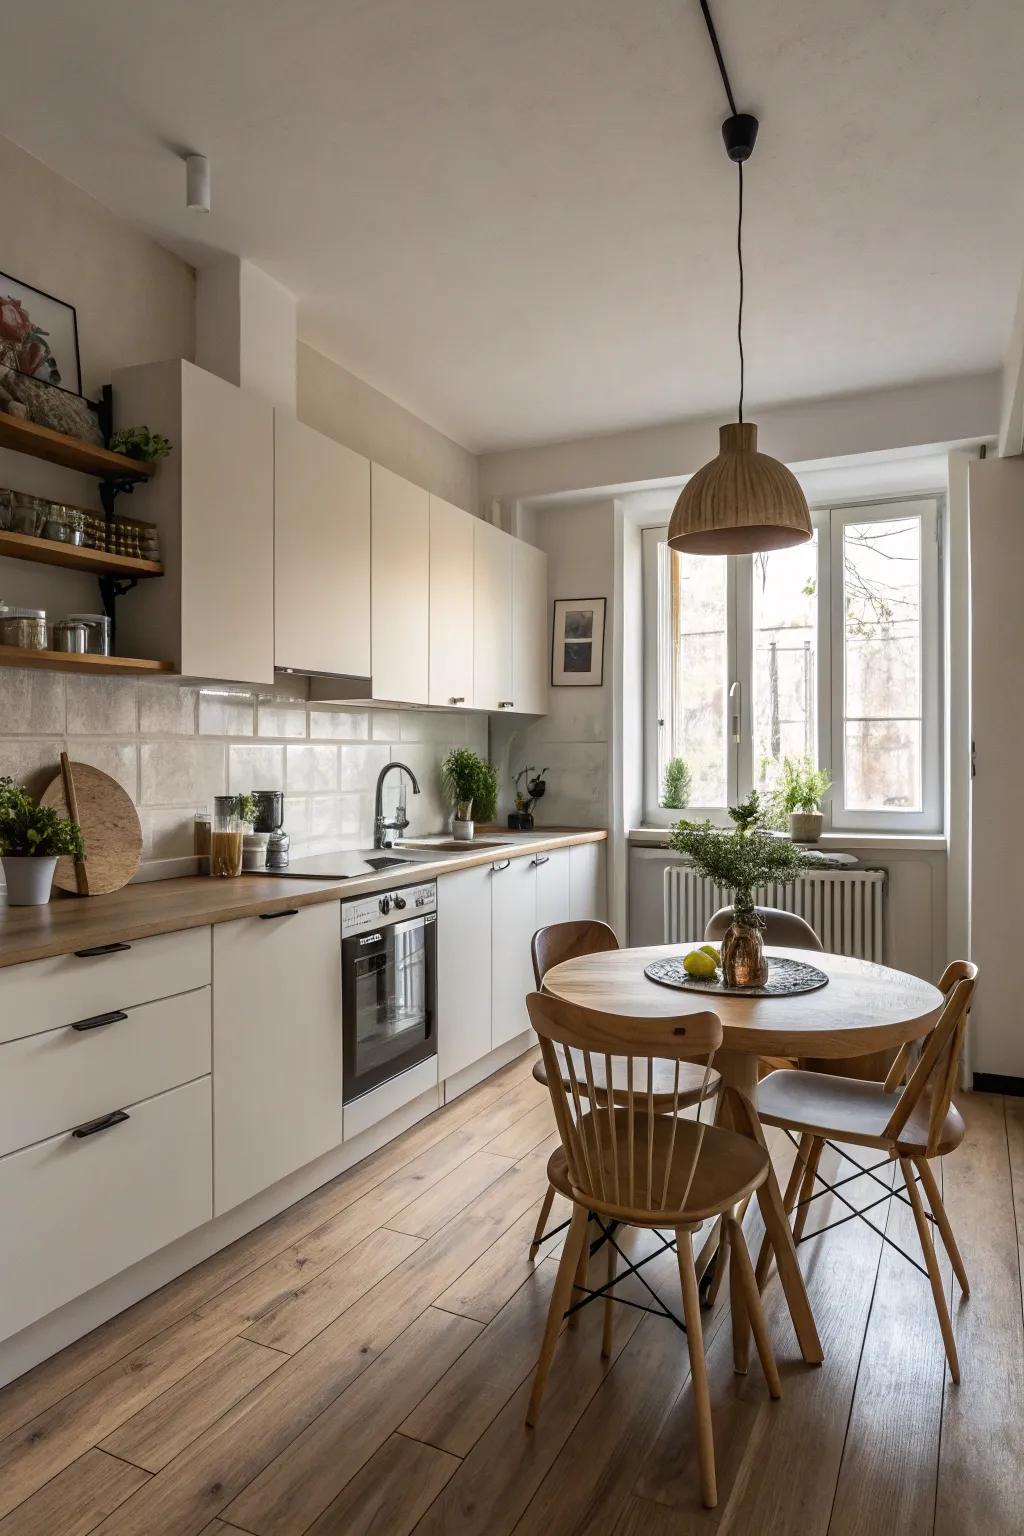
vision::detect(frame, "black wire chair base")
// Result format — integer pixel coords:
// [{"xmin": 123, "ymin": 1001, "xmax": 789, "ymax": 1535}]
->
[{"xmin": 559, "ymin": 1217, "xmax": 690, "ymax": 1332}]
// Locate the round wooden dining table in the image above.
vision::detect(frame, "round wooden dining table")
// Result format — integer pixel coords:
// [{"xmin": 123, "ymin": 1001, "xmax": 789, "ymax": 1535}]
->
[{"xmin": 541, "ymin": 943, "xmax": 945, "ymax": 1364}]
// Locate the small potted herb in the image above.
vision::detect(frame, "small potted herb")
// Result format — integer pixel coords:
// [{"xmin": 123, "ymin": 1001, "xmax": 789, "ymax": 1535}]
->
[
  {"xmin": 661, "ymin": 755, "xmax": 692, "ymax": 811},
  {"xmin": 109, "ymin": 426, "xmax": 173, "ymax": 463},
  {"xmin": 0, "ymin": 775, "xmax": 85, "ymax": 905},
  {"xmin": 440, "ymin": 748, "xmax": 499, "ymax": 841},
  {"xmin": 236, "ymin": 793, "xmax": 270, "ymax": 871},
  {"xmin": 510, "ymin": 765, "xmax": 549, "ymax": 831},
  {"xmin": 766, "ymin": 756, "xmax": 832, "ymax": 843}
]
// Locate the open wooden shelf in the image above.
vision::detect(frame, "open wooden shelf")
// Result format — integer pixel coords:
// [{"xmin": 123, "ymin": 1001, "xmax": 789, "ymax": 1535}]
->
[
  {"xmin": 0, "ymin": 645, "xmax": 174, "ymax": 677},
  {"xmin": 0, "ymin": 530, "xmax": 162, "ymax": 579},
  {"xmin": 0, "ymin": 411, "xmax": 155, "ymax": 481}
]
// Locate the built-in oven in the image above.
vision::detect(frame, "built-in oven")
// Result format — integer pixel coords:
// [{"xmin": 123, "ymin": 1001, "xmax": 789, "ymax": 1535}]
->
[{"xmin": 341, "ymin": 880, "xmax": 437, "ymax": 1104}]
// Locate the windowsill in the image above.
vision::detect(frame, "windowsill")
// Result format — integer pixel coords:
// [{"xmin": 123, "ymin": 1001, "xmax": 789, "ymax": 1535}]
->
[{"xmin": 628, "ymin": 827, "xmax": 947, "ymax": 854}]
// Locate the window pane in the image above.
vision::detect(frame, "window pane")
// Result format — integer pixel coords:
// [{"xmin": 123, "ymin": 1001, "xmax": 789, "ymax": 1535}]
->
[
  {"xmin": 752, "ymin": 537, "xmax": 818, "ymax": 793},
  {"xmin": 842, "ymin": 515, "xmax": 922, "ymax": 811},
  {"xmin": 666, "ymin": 548, "xmax": 728, "ymax": 806}
]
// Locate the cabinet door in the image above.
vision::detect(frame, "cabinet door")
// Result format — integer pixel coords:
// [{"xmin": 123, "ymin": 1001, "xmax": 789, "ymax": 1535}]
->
[
  {"xmin": 372, "ymin": 464, "xmax": 430, "ymax": 703},
  {"xmin": 569, "ymin": 841, "xmax": 607, "ymax": 922},
  {"xmin": 436, "ymin": 865, "xmax": 492, "ymax": 1079},
  {"xmin": 512, "ymin": 539, "xmax": 549, "ymax": 715},
  {"xmin": 473, "ymin": 520, "xmax": 514, "ymax": 711},
  {"xmin": 275, "ymin": 416, "xmax": 370, "ymax": 676},
  {"xmin": 535, "ymin": 847, "xmax": 572, "ymax": 930},
  {"xmin": 181, "ymin": 363, "xmax": 275, "ymax": 684},
  {"xmin": 213, "ymin": 903, "xmax": 343, "ymax": 1214},
  {"xmin": 490, "ymin": 856, "xmax": 538, "ymax": 1048},
  {"xmin": 429, "ymin": 495, "xmax": 475, "ymax": 708}
]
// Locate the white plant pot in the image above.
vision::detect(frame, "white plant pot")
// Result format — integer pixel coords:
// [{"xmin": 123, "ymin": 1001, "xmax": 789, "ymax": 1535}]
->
[
  {"xmin": 242, "ymin": 832, "xmax": 271, "ymax": 872},
  {"xmin": 452, "ymin": 818, "xmax": 474, "ymax": 842},
  {"xmin": 790, "ymin": 811, "xmax": 823, "ymax": 843},
  {"xmin": 2, "ymin": 854, "xmax": 58, "ymax": 906}
]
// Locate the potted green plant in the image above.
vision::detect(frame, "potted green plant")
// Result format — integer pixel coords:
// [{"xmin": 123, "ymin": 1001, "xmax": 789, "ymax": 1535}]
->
[
  {"xmin": 765, "ymin": 756, "xmax": 832, "ymax": 843},
  {"xmin": 235, "ymin": 793, "xmax": 270, "ymax": 871},
  {"xmin": 511, "ymin": 765, "xmax": 549, "ymax": 831},
  {"xmin": 661, "ymin": 755, "xmax": 692, "ymax": 810},
  {"xmin": 0, "ymin": 775, "xmax": 85, "ymax": 905},
  {"xmin": 109, "ymin": 425, "xmax": 173, "ymax": 463},
  {"xmin": 440, "ymin": 748, "xmax": 498, "ymax": 841},
  {"xmin": 669, "ymin": 792, "xmax": 811, "ymax": 987}
]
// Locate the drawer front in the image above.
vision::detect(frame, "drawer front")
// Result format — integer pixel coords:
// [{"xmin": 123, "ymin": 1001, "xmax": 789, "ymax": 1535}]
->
[
  {"xmin": 0, "ymin": 927, "xmax": 211, "ymax": 1045},
  {"xmin": 0, "ymin": 987, "xmax": 211, "ymax": 1158},
  {"xmin": 0, "ymin": 1076, "xmax": 212, "ymax": 1342}
]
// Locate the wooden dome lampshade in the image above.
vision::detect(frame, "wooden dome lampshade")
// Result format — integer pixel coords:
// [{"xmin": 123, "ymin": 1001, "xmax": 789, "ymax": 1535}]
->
[{"xmin": 668, "ymin": 422, "xmax": 812, "ymax": 556}]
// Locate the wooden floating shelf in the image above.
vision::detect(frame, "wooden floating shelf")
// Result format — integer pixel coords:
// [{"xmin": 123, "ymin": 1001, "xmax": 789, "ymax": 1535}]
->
[
  {"xmin": 0, "ymin": 645, "xmax": 174, "ymax": 677},
  {"xmin": 0, "ymin": 530, "xmax": 163, "ymax": 579},
  {"xmin": 0, "ymin": 411, "xmax": 155, "ymax": 481}
]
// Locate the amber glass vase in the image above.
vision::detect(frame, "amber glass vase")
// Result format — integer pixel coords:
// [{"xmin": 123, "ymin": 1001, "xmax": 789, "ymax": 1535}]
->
[{"xmin": 721, "ymin": 908, "xmax": 768, "ymax": 988}]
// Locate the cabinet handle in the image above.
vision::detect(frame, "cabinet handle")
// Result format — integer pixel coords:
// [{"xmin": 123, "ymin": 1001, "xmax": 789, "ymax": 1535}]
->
[
  {"xmin": 258, "ymin": 907, "xmax": 300, "ymax": 920},
  {"xmin": 491, "ymin": 860, "xmax": 511, "ymax": 872},
  {"xmin": 498, "ymin": 701, "xmax": 515, "ymax": 710},
  {"xmin": 72, "ymin": 1108, "xmax": 130, "ymax": 1139},
  {"xmin": 531, "ymin": 855, "xmax": 550, "ymax": 867},
  {"xmin": 74, "ymin": 941, "xmax": 131, "ymax": 959},
  {"xmin": 71, "ymin": 1009, "xmax": 127, "ymax": 1033},
  {"xmin": 449, "ymin": 696, "xmax": 465, "ymax": 705}
]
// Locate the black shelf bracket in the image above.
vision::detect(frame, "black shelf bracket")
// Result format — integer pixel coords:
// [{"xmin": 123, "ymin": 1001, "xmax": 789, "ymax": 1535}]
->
[{"xmin": 97, "ymin": 575, "xmax": 139, "ymax": 654}]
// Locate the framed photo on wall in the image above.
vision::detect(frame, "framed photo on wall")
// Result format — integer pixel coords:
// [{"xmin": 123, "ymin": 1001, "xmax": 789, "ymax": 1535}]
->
[
  {"xmin": 0, "ymin": 271, "xmax": 82, "ymax": 394},
  {"xmin": 551, "ymin": 596, "xmax": 606, "ymax": 687}
]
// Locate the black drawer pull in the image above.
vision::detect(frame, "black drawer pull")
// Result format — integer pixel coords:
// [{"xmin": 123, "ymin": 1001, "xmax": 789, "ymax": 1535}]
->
[
  {"xmin": 74, "ymin": 942, "xmax": 132, "ymax": 959},
  {"xmin": 532, "ymin": 855, "xmax": 550, "ymax": 867},
  {"xmin": 71, "ymin": 1009, "xmax": 127, "ymax": 1033},
  {"xmin": 259, "ymin": 908, "xmax": 300, "ymax": 920},
  {"xmin": 491, "ymin": 860, "xmax": 511, "ymax": 872},
  {"xmin": 72, "ymin": 1109, "xmax": 130, "ymax": 1139}
]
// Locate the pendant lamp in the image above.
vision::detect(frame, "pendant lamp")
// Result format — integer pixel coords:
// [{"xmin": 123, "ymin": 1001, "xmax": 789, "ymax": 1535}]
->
[{"xmin": 668, "ymin": 3, "xmax": 811, "ymax": 557}]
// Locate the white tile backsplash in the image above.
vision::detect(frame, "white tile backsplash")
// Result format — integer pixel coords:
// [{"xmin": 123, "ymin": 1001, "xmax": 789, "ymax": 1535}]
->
[
  {"xmin": 138, "ymin": 681, "xmax": 198, "ymax": 736},
  {"xmin": 340, "ymin": 742, "xmax": 390, "ymax": 791},
  {"xmin": 71, "ymin": 741, "xmax": 139, "ymax": 799},
  {"xmin": 258, "ymin": 701, "xmax": 307, "ymax": 739},
  {"xmin": 139, "ymin": 739, "xmax": 226, "ymax": 806},
  {"xmin": 0, "ymin": 671, "xmax": 65, "ymax": 735},
  {"xmin": 285, "ymin": 742, "xmax": 339, "ymax": 793},
  {"xmin": 66, "ymin": 675, "xmax": 138, "ymax": 736},
  {"xmin": 198, "ymin": 689, "xmax": 255, "ymax": 737},
  {"xmin": 228, "ymin": 742, "xmax": 286, "ymax": 793},
  {"xmin": 309, "ymin": 708, "xmax": 370, "ymax": 741}
]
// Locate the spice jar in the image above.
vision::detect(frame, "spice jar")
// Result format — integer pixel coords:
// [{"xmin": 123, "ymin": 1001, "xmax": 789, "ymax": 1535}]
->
[
  {"xmin": 10, "ymin": 493, "xmax": 44, "ymax": 537},
  {"xmin": 0, "ymin": 607, "xmax": 47, "ymax": 650},
  {"xmin": 210, "ymin": 795, "xmax": 243, "ymax": 878}
]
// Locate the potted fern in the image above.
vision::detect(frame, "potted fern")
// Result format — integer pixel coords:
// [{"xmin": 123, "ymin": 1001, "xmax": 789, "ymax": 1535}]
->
[
  {"xmin": 440, "ymin": 748, "xmax": 498, "ymax": 842},
  {"xmin": 766, "ymin": 756, "xmax": 832, "ymax": 842},
  {"xmin": 669, "ymin": 792, "xmax": 811, "ymax": 987},
  {"xmin": 661, "ymin": 755, "xmax": 692, "ymax": 811},
  {"xmin": 0, "ymin": 776, "xmax": 85, "ymax": 905}
]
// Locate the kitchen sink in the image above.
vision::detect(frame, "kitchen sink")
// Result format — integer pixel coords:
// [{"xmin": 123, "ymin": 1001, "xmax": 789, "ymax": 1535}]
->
[{"xmin": 397, "ymin": 838, "xmax": 514, "ymax": 855}]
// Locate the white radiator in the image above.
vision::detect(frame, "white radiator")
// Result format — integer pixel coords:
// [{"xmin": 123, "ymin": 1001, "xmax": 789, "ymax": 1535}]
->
[{"xmin": 664, "ymin": 866, "xmax": 886, "ymax": 962}]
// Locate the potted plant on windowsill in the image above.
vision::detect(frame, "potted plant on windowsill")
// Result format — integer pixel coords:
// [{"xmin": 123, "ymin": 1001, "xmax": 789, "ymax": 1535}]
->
[
  {"xmin": 765, "ymin": 756, "xmax": 832, "ymax": 843},
  {"xmin": 661, "ymin": 755, "xmax": 692, "ymax": 811},
  {"xmin": 0, "ymin": 775, "xmax": 85, "ymax": 905},
  {"xmin": 669, "ymin": 792, "xmax": 811, "ymax": 987},
  {"xmin": 440, "ymin": 748, "xmax": 499, "ymax": 842}
]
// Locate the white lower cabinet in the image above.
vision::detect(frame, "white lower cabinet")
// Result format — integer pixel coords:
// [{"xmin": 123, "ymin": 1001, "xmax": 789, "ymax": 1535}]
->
[
  {"xmin": 436, "ymin": 864, "xmax": 493, "ymax": 1080},
  {"xmin": 535, "ymin": 847, "xmax": 572, "ymax": 928},
  {"xmin": 0, "ymin": 1076, "xmax": 212, "ymax": 1340},
  {"xmin": 213, "ymin": 903, "xmax": 343, "ymax": 1215},
  {"xmin": 569, "ymin": 840, "xmax": 607, "ymax": 921},
  {"xmin": 490, "ymin": 855, "xmax": 539, "ymax": 1048}
]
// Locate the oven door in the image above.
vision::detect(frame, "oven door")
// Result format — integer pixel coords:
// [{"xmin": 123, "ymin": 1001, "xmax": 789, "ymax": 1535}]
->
[{"xmin": 342, "ymin": 913, "xmax": 437, "ymax": 1103}]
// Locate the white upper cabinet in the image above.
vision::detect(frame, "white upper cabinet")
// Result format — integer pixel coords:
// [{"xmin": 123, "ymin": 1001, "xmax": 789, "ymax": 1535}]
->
[
  {"xmin": 275, "ymin": 415, "xmax": 370, "ymax": 677},
  {"xmin": 512, "ymin": 538, "xmax": 549, "ymax": 715},
  {"xmin": 372, "ymin": 464, "xmax": 430, "ymax": 704},
  {"xmin": 473, "ymin": 519, "xmax": 514, "ymax": 711},
  {"xmin": 112, "ymin": 360, "xmax": 275, "ymax": 685},
  {"xmin": 429, "ymin": 495, "xmax": 475, "ymax": 708}
]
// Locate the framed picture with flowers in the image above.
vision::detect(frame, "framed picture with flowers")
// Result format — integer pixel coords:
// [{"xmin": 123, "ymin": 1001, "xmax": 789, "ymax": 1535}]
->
[{"xmin": 0, "ymin": 271, "xmax": 82, "ymax": 395}]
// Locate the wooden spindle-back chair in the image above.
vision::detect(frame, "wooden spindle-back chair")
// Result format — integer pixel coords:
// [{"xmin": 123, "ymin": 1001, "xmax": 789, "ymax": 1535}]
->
[{"xmin": 525, "ymin": 989, "xmax": 783, "ymax": 1509}]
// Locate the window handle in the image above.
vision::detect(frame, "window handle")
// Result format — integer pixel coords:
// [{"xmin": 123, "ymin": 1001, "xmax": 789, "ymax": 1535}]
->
[{"xmin": 728, "ymin": 680, "xmax": 742, "ymax": 743}]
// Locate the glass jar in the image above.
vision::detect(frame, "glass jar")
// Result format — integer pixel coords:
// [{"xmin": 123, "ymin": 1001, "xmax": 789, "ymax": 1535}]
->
[
  {"xmin": 10, "ymin": 493, "xmax": 44, "ymax": 537},
  {"xmin": 65, "ymin": 613, "xmax": 111, "ymax": 655},
  {"xmin": 0, "ymin": 488, "xmax": 13, "ymax": 532},
  {"xmin": 0, "ymin": 607, "xmax": 47, "ymax": 650},
  {"xmin": 210, "ymin": 795, "xmax": 243, "ymax": 878},
  {"xmin": 52, "ymin": 618, "xmax": 88, "ymax": 653},
  {"xmin": 721, "ymin": 912, "xmax": 769, "ymax": 989}
]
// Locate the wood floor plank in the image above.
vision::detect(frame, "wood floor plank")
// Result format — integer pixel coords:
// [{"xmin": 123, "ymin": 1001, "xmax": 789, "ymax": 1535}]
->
[
  {"xmin": 303, "ymin": 1432, "xmax": 459, "ymax": 1536},
  {"xmin": 0, "ymin": 1049, "xmax": 537, "ymax": 1441},
  {"xmin": 241, "ymin": 1226, "xmax": 423, "ymax": 1354},
  {"xmin": 613, "ymin": 1496, "xmax": 691, "ymax": 1535},
  {"xmin": 225, "ymin": 1308, "xmax": 480, "ymax": 1536},
  {"xmin": 0, "ymin": 1447, "xmax": 149, "ymax": 1536},
  {"xmin": 385, "ymin": 1151, "xmax": 516, "ymax": 1239},
  {"xmin": 100, "ymin": 1338, "xmax": 287, "ymax": 1474},
  {"xmin": 487, "ymin": 1101, "xmax": 557, "ymax": 1160},
  {"xmin": 935, "ymin": 1092, "xmax": 1024, "ymax": 1536}
]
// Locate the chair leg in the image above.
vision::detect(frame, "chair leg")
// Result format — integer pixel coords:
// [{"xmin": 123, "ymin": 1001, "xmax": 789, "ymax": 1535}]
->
[
  {"xmin": 602, "ymin": 1237, "xmax": 617, "ymax": 1358},
  {"xmin": 791, "ymin": 1136, "xmax": 824, "ymax": 1243},
  {"xmin": 728, "ymin": 1218, "xmax": 781, "ymax": 1400},
  {"xmin": 529, "ymin": 1184, "xmax": 556, "ymax": 1261},
  {"xmin": 568, "ymin": 1214, "xmax": 593, "ymax": 1329},
  {"xmin": 526, "ymin": 1204, "xmax": 590, "ymax": 1427},
  {"xmin": 729, "ymin": 1216, "xmax": 751, "ymax": 1374},
  {"xmin": 676, "ymin": 1230, "xmax": 718, "ymax": 1509},
  {"xmin": 705, "ymin": 1215, "xmax": 731, "ymax": 1307},
  {"xmin": 900, "ymin": 1157, "xmax": 960, "ymax": 1383},
  {"xmin": 755, "ymin": 1131, "xmax": 811, "ymax": 1289},
  {"xmin": 915, "ymin": 1155, "xmax": 970, "ymax": 1296}
]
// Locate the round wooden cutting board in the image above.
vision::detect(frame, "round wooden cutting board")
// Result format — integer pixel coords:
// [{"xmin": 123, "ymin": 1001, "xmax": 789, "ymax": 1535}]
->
[{"xmin": 40, "ymin": 760, "xmax": 143, "ymax": 895}]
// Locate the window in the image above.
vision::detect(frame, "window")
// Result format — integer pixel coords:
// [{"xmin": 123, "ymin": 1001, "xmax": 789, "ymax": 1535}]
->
[{"xmin": 643, "ymin": 498, "xmax": 942, "ymax": 832}]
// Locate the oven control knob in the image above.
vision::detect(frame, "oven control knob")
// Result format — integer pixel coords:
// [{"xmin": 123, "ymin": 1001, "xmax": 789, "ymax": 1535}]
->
[
  {"xmin": 378, "ymin": 896, "xmax": 391, "ymax": 915},
  {"xmin": 393, "ymin": 895, "xmax": 406, "ymax": 910}
]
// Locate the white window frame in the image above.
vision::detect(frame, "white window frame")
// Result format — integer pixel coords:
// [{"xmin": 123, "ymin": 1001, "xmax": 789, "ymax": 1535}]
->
[{"xmin": 642, "ymin": 496, "xmax": 944, "ymax": 834}]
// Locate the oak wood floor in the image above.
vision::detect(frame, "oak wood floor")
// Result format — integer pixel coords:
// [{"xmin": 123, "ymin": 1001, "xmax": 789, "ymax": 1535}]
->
[{"xmin": 1, "ymin": 1052, "xmax": 1021, "ymax": 1535}]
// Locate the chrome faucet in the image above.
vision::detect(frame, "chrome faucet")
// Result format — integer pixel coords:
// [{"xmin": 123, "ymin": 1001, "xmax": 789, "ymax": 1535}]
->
[{"xmin": 374, "ymin": 761, "xmax": 421, "ymax": 848}]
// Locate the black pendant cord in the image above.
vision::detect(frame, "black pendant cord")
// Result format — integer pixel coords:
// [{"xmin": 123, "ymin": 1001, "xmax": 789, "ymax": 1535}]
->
[
  {"xmin": 699, "ymin": 0, "xmax": 738, "ymax": 115},
  {"xmin": 737, "ymin": 159, "xmax": 745, "ymax": 423}
]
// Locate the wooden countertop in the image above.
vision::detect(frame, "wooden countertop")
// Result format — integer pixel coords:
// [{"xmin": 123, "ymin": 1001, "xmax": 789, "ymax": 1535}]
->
[{"xmin": 0, "ymin": 828, "xmax": 607, "ymax": 969}]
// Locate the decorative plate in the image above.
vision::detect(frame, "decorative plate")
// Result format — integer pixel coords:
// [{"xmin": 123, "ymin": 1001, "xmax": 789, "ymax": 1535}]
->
[{"xmin": 644, "ymin": 954, "xmax": 829, "ymax": 998}]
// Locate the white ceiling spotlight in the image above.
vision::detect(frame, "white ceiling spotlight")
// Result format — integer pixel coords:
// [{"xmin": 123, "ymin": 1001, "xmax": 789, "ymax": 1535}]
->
[{"xmin": 185, "ymin": 153, "xmax": 211, "ymax": 212}]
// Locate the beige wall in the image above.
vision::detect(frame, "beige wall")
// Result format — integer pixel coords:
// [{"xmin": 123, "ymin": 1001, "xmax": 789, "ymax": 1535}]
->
[{"xmin": 297, "ymin": 342, "xmax": 478, "ymax": 515}]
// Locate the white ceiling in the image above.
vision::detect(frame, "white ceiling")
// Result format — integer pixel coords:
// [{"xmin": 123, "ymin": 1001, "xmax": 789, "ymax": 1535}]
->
[{"xmin": 2, "ymin": 0, "xmax": 1022, "ymax": 453}]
